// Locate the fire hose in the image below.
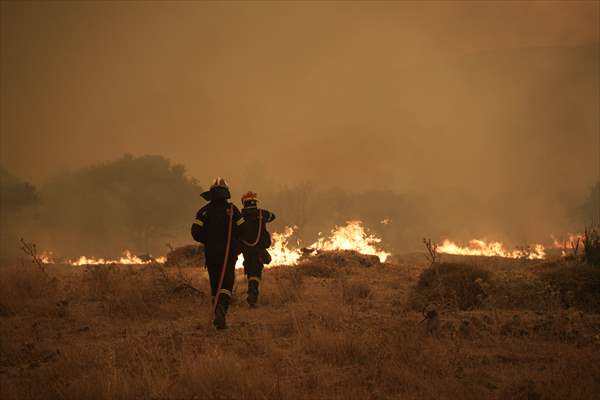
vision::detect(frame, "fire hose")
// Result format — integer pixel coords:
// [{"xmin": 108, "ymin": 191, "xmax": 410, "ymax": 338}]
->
[
  {"xmin": 209, "ymin": 203, "xmax": 234, "ymax": 326},
  {"xmin": 240, "ymin": 210, "xmax": 262, "ymax": 247}
]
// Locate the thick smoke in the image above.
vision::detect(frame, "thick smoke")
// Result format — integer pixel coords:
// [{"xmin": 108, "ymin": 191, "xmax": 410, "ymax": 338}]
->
[{"xmin": 1, "ymin": 1, "xmax": 599, "ymax": 257}]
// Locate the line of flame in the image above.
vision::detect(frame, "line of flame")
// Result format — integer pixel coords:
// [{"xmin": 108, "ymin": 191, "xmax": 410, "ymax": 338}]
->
[
  {"xmin": 42, "ymin": 221, "xmax": 388, "ymax": 267},
  {"xmin": 43, "ymin": 224, "xmax": 578, "ymax": 266},
  {"xmin": 437, "ymin": 239, "xmax": 546, "ymax": 260},
  {"xmin": 40, "ymin": 251, "xmax": 166, "ymax": 265},
  {"xmin": 551, "ymin": 233, "xmax": 585, "ymax": 249}
]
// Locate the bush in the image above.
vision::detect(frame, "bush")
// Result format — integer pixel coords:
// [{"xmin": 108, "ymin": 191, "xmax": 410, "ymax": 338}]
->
[
  {"xmin": 539, "ymin": 262, "xmax": 600, "ymax": 313},
  {"xmin": 410, "ymin": 262, "xmax": 490, "ymax": 311},
  {"xmin": 0, "ymin": 263, "xmax": 60, "ymax": 316},
  {"xmin": 483, "ymin": 273, "xmax": 560, "ymax": 311},
  {"xmin": 296, "ymin": 260, "xmax": 337, "ymax": 278},
  {"xmin": 164, "ymin": 244, "xmax": 204, "ymax": 268},
  {"xmin": 583, "ymin": 228, "xmax": 600, "ymax": 266},
  {"xmin": 305, "ymin": 250, "xmax": 380, "ymax": 268}
]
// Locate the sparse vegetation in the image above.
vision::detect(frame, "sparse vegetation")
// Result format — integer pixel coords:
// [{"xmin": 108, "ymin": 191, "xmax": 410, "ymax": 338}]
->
[
  {"xmin": 342, "ymin": 280, "xmax": 372, "ymax": 304},
  {"xmin": 1, "ymin": 254, "xmax": 600, "ymax": 400},
  {"xmin": 538, "ymin": 262, "xmax": 600, "ymax": 312},
  {"xmin": 411, "ymin": 262, "xmax": 491, "ymax": 311}
]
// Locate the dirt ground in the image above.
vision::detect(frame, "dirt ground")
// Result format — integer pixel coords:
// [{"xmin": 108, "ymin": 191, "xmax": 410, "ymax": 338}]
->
[{"xmin": 1, "ymin": 253, "xmax": 599, "ymax": 400}]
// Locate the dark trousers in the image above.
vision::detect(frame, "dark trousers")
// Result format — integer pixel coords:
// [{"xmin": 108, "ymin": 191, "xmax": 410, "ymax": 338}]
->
[
  {"xmin": 206, "ymin": 252, "xmax": 237, "ymax": 298},
  {"xmin": 242, "ymin": 248, "xmax": 264, "ymax": 280}
]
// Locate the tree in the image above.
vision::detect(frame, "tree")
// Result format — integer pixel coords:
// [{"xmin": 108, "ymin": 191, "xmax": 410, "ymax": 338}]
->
[
  {"xmin": 579, "ymin": 181, "xmax": 600, "ymax": 227},
  {"xmin": 0, "ymin": 166, "xmax": 39, "ymax": 216},
  {"xmin": 40, "ymin": 155, "xmax": 202, "ymax": 256},
  {"xmin": 0, "ymin": 167, "xmax": 40, "ymax": 259}
]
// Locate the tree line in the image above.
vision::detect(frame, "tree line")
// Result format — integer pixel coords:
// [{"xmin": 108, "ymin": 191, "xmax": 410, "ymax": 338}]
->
[{"xmin": 1, "ymin": 155, "xmax": 598, "ymax": 260}]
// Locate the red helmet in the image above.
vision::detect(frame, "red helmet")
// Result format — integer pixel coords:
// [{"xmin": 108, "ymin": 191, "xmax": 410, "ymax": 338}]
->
[{"xmin": 241, "ymin": 191, "xmax": 258, "ymax": 204}]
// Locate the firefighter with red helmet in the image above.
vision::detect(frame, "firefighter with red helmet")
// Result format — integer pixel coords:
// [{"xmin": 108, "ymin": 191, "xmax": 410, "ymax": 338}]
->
[
  {"xmin": 239, "ymin": 191, "xmax": 276, "ymax": 307},
  {"xmin": 191, "ymin": 178, "xmax": 243, "ymax": 329}
]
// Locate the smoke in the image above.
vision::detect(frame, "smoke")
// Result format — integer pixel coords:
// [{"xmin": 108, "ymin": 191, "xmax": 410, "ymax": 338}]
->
[{"xmin": 1, "ymin": 1, "xmax": 599, "ymax": 255}]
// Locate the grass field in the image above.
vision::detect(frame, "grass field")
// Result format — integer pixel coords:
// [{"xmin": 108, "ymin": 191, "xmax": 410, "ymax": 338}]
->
[{"xmin": 1, "ymin": 252, "xmax": 599, "ymax": 400}]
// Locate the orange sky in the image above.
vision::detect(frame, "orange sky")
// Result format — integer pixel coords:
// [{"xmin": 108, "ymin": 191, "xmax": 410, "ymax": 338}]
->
[{"xmin": 1, "ymin": 1, "xmax": 598, "ymax": 196}]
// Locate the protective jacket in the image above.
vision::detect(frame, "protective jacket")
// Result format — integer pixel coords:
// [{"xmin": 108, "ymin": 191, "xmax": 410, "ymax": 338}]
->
[
  {"xmin": 191, "ymin": 181, "xmax": 240, "ymax": 329},
  {"xmin": 191, "ymin": 190, "xmax": 243, "ymax": 265},
  {"xmin": 239, "ymin": 206, "xmax": 275, "ymax": 249}
]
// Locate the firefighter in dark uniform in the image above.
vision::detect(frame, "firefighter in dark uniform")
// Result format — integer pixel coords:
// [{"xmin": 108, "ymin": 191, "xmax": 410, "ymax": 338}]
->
[
  {"xmin": 239, "ymin": 191, "xmax": 276, "ymax": 307},
  {"xmin": 191, "ymin": 178, "xmax": 243, "ymax": 329}
]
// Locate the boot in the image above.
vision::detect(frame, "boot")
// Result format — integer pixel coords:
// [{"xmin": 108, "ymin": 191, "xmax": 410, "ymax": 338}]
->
[
  {"xmin": 247, "ymin": 278, "xmax": 259, "ymax": 307},
  {"xmin": 213, "ymin": 294, "xmax": 230, "ymax": 330}
]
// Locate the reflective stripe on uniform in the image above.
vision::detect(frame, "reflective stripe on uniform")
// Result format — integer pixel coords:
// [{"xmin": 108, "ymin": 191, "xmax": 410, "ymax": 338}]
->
[
  {"xmin": 218, "ymin": 288, "xmax": 232, "ymax": 297},
  {"xmin": 248, "ymin": 276, "xmax": 261, "ymax": 283},
  {"xmin": 193, "ymin": 219, "xmax": 204, "ymax": 227},
  {"xmin": 236, "ymin": 217, "xmax": 245, "ymax": 226}
]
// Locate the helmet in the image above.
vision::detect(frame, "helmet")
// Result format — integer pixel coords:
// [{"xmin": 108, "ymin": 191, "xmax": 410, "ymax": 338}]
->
[
  {"xmin": 201, "ymin": 177, "xmax": 231, "ymax": 201},
  {"xmin": 210, "ymin": 177, "xmax": 229, "ymax": 190},
  {"xmin": 241, "ymin": 191, "xmax": 258, "ymax": 204}
]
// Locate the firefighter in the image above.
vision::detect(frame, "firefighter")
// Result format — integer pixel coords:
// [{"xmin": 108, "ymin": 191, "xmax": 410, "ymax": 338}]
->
[
  {"xmin": 239, "ymin": 191, "xmax": 276, "ymax": 307},
  {"xmin": 191, "ymin": 178, "xmax": 243, "ymax": 329}
]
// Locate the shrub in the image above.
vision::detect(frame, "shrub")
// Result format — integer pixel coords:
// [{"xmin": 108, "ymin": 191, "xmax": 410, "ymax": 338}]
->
[
  {"xmin": 410, "ymin": 262, "xmax": 490, "ymax": 311},
  {"xmin": 583, "ymin": 228, "xmax": 600, "ymax": 266},
  {"xmin": 164, "ymin": 244, "xmax": 204, "ymax": 268},
  {"xmin": 483, "ymin": 273, "xmax": 560, "ymax": 311},
  {"xmin": 296, "ymin": 260, "xmax": 337, "ymax": 278},
  {"xmin": 306, "ymin": 250, "xmax": 380, "ymax": 268},
  {"xmin": 0, "ymin": 263, "xmax": 60, "ymax": 315},
  {"xmin": 539, "ymin": 262, "xmax": 600, "ymax": 313}
]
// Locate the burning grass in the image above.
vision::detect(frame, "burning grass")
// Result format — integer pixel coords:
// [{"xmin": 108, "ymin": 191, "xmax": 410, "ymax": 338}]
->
[{"xmin": 1, "ymin": 253, "xmax": 600, "ymax": 399}]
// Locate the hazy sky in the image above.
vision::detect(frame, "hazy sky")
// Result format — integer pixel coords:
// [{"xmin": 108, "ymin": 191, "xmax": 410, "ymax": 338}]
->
[{"xmin": 1, "ymin": 1, "xmax": 599, "ymax": 198}]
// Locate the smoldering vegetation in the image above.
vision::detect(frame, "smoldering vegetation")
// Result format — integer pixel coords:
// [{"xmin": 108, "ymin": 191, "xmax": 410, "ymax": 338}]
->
[{"xmin": 1, "ymin": 251, "xmax": 599, "ymax": 399}]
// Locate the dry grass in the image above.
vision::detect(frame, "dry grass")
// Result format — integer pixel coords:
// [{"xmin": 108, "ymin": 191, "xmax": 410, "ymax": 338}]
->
[
  {"xmin": 410, "ymin": 262, "xmax": 491, "ymax": 311},
  {"xmin": 1, "ymin": 254, "xmax": 600, "ymax": 399}
]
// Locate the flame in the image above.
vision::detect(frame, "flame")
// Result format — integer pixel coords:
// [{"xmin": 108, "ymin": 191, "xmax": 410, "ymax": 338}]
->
[
  {"xmin": 70, "ymin": 251, "xmax": 146, "ymax": 265},
  {"xmin": 40, "ymin": 251, "xmax": 165, "ymax": 266},
  {"xmin": 268, "ymin": 226, "xmax": 303, "ymax": 266},
  {"xmin": 438, "ymin": 239, "xmax": 546, "ymax": 260},
  {"xmin": 310, "ymin": 221, "xmax": 390, "ymax": 262},
  {"xmin": 39, "ymin": 251, "xmax": 53, "ymax": 264},
  {"xmin": 236, "ymin": 222, "xmax": 388, "ymax": 267},
  {"xmin": 38, "ymin": 228, "xmax": 590, "ymax": 266},
  {"xmin": 236, "ymin": 226, "xmax": 302, "ymax": 268},
  {"xmin": 41, "ymin": 221, "xmax": 390, "ymax": 267},
  {"xmin": 551, "ymin": 233, "xmax": 584, "ymax": 257},
  {"xmin": 552, "ymin": 233, "xmax": 584, "ymax": 249}
]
